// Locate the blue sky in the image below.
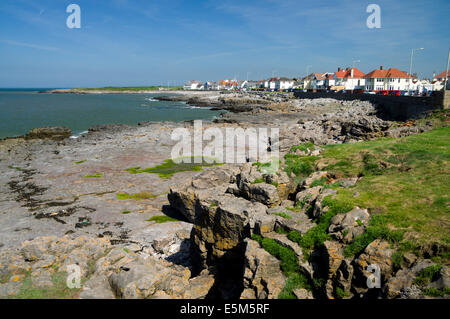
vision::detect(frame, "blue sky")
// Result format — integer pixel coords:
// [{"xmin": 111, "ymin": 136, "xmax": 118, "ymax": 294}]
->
[{"xmin": 0, "ymin": 0, "xmax": 449, "ymax": 88}]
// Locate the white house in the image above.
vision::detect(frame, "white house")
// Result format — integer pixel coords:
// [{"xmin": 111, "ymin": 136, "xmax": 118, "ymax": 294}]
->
[
  {"xmin": 433, "ymin": 70, "xmax": 450, "ymax": 90},
  {"xmin": 300, "ymin": 73, "xmax": 332, "ymax": 90},
  {"xmin": 333, "ymin": 67, "xmax": 366, "ymax": 90},
  {"xmin": 267, "ymin": 77, "xmax": 295, "ymax": 91},
  {"xmin": 364, "ymin": 66, "xmax": 411, "ymax": 91}
]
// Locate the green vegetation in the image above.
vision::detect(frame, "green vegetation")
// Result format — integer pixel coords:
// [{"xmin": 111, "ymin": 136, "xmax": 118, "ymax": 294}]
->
[
  {"xmin": 121, "ymin": 210, "xmax": 131, "ymax": 215},
  {"xmin": 9, "ymin": 272, "xmax": 81, "ymax": 299},
  {"xmin": 272, "ymin": 212, "xmax": 292, "ymax": 219},
  {"xmin": 310, "ymin": 177, "xmax": 328, "ymax": 187},
  {"xmin": 117, "ymin": 192, "xmax": 157, "ymax": 201},
  {"xmin": 252, "ymin": 234, "xmax": 312, "ymax": 299},
  {"xmin": 251, "ymin": 178, "xmax": 265, "ymax": 184},
  {"xmin": 287, "ymin": 196, "xmax": 353, "ymax": 259},
  {"xmin": 73, "ymin": 160, "xmax": 86, "ymax": 165},
  {"xmin": 126, "ymin": 156, "xmax": 221, "ymax": 179},
  {"xmin": 422, "ymin": 287, "xmax": 450, "ymax": 297},
  {"xmin": 284, "ymin": 153, "xmax": 318, "ymax": 178},
  {"xmin": 344, "ymin": 215, "xmax": 404, "ymax": 258},
  {"xmin": 290, "ymin": 142, "xmax": 315, "ymax": 153},
  {"xmin": 317, "ymin": 126, "xmax": 450, "ymax": 252},
  {"xmin": 84, "ymin": 173, "xmax": 103, "ymax": 178},
  {"xmin": 146, "ymin": 215, "xmax": 180, "ymax": 223},
  {"xmin": 414, "ymin": 265, "xmax": 443, "ymax": 286},
  {"xmin": 335, "ymin": 287, "xmax": 350, "ymax": 299}
]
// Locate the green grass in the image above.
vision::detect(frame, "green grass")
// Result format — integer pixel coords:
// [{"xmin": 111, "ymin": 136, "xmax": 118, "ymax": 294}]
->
[
  {"xmin": 344, "ymin": 215, "xmax": 404, "ymax": 258},
  {"xmin": 117, "ymin": 192, "xmax": 157, "ymax": 201},
  {"xmin": 414, "ymin": 265, "xmax": 443, "ymax": 286},
  {"xmin": 290, "ymin": 142, "xmax": 315, "ymax": 153},
  {"xmin": 8, "ymin": 272, "xmax": 82, "ymax": 299},
  {"xmin": 290, "ymin": 197, "xmax": 353, "ymax": 254},
  {"xmin": 146, "ymin": 215, "xmax": 180, "ymax": 223},
  {"xmin": 316, "ymin": 126, "xmax": 450, "ymax": 253},
  {"xmin": 335, "ymin": 287, "xmax": 350, "ymax": 299},
  {"xmin": 251, "ymin": 178, "xmax": 265, "ymax": 184},
  {"xmin": 84, "ymin": 173, "xmax": 103, "ymax": 178},
  {"xmin": 126, "ymin": 156, "xmax": 221, "ymax": 179},
  {"xmin": 74, "ymin": 160, "xmax": 86, "ymax": 165},
  {"xmin": 251, "ymin": 234, "xmax": 312, "ymax": 299},
  {"xmin": 422, "ymin": 287, "xmax": 450, "ymax": 297},
  {"xmin": 272, "ymin": 212, "xmax": 292, "ymax": 219},
  {"xmin": 121, "ymin": 210, "xmax": 131, "ymax": 215},
  {"xmin": 284, "ymin": 154, "xmax": 318, "ymax": 178},
  {"xmin": 310, "ymin": 177, "xmax": 328, "ymax": 187}
]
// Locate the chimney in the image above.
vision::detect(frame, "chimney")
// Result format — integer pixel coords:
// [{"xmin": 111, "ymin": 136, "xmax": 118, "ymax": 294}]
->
[
  {"xmin": 338, "ymin": 67, "xmax": 341, "ymax": 72},
  {"xmin": 380, "ymin": 66, "xmax": 383, "ymax": 70}
]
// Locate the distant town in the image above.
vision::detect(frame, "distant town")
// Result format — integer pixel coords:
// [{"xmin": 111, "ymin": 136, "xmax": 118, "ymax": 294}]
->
[{"xmin": 183, "ymin": 67, "xmax": 450, "ymax": 96}]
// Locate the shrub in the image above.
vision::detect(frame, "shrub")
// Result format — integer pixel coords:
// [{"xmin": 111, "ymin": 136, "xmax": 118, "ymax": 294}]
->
[
  {"xmin": 335, "ymin": 287, "xmax": 350, "ymax": 299},
  {"xmin": 344, "ymin": 215, "xmax": 405, "ymax": 258},
  {"xmin": 278, "ymin": 273, "xmax": 312, "ymax": 299},
  {"xmin": 414, "ymin": 265, "xmax": 443, "ymax": 286}
]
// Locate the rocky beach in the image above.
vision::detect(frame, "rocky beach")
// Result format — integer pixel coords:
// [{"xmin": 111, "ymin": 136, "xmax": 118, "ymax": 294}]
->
[{"xmin": 0, "ymin": 92, "xmax": 448, "ymax": 299}]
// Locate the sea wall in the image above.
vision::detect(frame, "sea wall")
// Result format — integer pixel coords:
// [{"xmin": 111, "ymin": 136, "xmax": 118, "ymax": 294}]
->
[{"xmin": 293, "ymin": 90, "xmax": 447, "ymax": 121}]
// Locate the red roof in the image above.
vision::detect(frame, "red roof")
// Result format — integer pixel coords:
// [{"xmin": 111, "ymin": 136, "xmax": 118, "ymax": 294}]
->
[
  {"xmin": 364, "ymin": 67, "xmax": 411, "ymax": 79},
  {"xmin": 334, "ymin": 67, "xmax": 365, "ymax": 79},
  {"xmin": 435, "ymin": 70, "xmax": 450, "ymax": 79}
]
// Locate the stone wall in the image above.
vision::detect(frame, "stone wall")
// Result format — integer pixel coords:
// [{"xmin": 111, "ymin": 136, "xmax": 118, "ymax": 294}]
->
[{"xmin": 293, "ymin": 91, "xmax": 447, "ymax": 121}]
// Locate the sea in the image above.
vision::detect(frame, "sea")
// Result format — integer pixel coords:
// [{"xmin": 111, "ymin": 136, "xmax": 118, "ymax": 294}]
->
[{"xmin": 0, "ymin": 89, "xmax": 222, "ymax": 139}]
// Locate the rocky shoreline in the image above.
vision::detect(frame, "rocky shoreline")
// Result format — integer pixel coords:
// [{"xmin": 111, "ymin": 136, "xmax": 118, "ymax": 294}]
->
[{"xmin": 0, "ymin": 93, "xmax": 447, "ymax": 299}]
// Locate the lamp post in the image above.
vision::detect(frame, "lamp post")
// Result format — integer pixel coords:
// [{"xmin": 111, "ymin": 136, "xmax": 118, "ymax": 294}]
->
[
  {"xmin": 444, "ymin": 47, "xmax": 450, "ymax": 92},
  {"xmin": 305, "ymin": 65, "xmax": 312, "ymax": 90},
  {"xmin": 408, "ymin": 48, "xmax": 424, "ymax": 93},
  {"xmin": 351, "ymin": 60, "xmax": 360, "ymax": 93}
]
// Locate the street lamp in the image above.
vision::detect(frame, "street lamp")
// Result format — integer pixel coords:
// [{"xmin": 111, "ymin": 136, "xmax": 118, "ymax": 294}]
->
[
  {"xmin": 351, "ymin": 60, "xmax": 360, "ymax": 93},
  {"xmin": 408, "ymin": 48, "xmax": 424, "ymax": 92}
]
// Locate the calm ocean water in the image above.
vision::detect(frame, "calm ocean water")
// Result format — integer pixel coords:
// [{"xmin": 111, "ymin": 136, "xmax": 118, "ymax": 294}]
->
[{"xmin": 0, "ymin": 89, "xmax": 222, "ymax": 139}]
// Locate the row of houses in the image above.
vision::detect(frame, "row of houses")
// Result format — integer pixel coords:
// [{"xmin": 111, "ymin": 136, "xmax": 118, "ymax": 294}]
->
[
  {"xmin": 184, "ymin": 68, "xmax": 450, "ymax": 92},
  {"xmin": 301, "ymin": 67, "xmax": 450, "ymax": 92}
]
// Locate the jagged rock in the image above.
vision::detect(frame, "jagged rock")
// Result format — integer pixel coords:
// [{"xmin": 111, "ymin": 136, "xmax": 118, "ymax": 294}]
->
[
  {"xmin": 383, "ymin": 269, "xmax": 416, "ymax": 299},
  {"xmin": 334, "ymin": 258, "xmax": 354, "ymax": 297},
  {"xmin": 338, "ymin": 177, "xmax": 359, "ymax": 188},
  {"xmin": 264, "ymin": 232, "xmax": 304, "ymax": 261},
  {"xmin": 79, "ymin": 274, "xmax": 116, "ymax": 299},
  {"xmin": 241, "ymin": 239, "xmax": 286, "ymax": 299},
  {"xmin": 268, "ymin": 206, "xmax": 315, "ymax": 235},
  {"xmin": 239, "ymin": 182, "xmax": 280, "ymax": 207},
  {"xmin": 293, "ymin": 288, "xmax": 314, "ymax": 299},
  {"xmin": 264, "ymin": 171, "xmax": 296, "ymax": 201},
  {"xmin": 191, "ymin": 194, "xmax": 268, "ymax": 266},
  {"xmin": 303, "ymin": 171, "xmax": 328, "ymax": 189},
  {"xmin": 20, "ymin": 236, "xmax": 58, "ymax": 262},
  {"xmin": 109, "ymin": 257, "xmax": 214, "ymax": 299},
  {"xmin": 328, "ymin": 207, "xmax": 370, "ymax": 243},
  {"xmin": 168, "ymin": 165, "xmax": 240, "ymax": 223},
  {"xmin": 322, "ymin": 241, "xmax": 344, "ymax": 298},
  {"xmin": 354, "ymin": 239, "xmax": 394, "ymax": 290},
  {"xmin": 295, "ymin": 186, "xmax": 322, "ymax": 210},
  {"xmin": 25, "ymin": 126, "xmax": 71, "ymax": 141},
  {"xmin": 323, "ymin": 241, "xmax": 344, "ymax": 278},
  {"xmin": 428, "ymin": 266, "xmax": 450, "ymax": 290},
  {"xmin": 312, "ymin": 188, "xmax": 337, "ymax": 218},
  {"xmin": 31, "ymin": 269, "xmax": 54, "ymax": 288}
]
